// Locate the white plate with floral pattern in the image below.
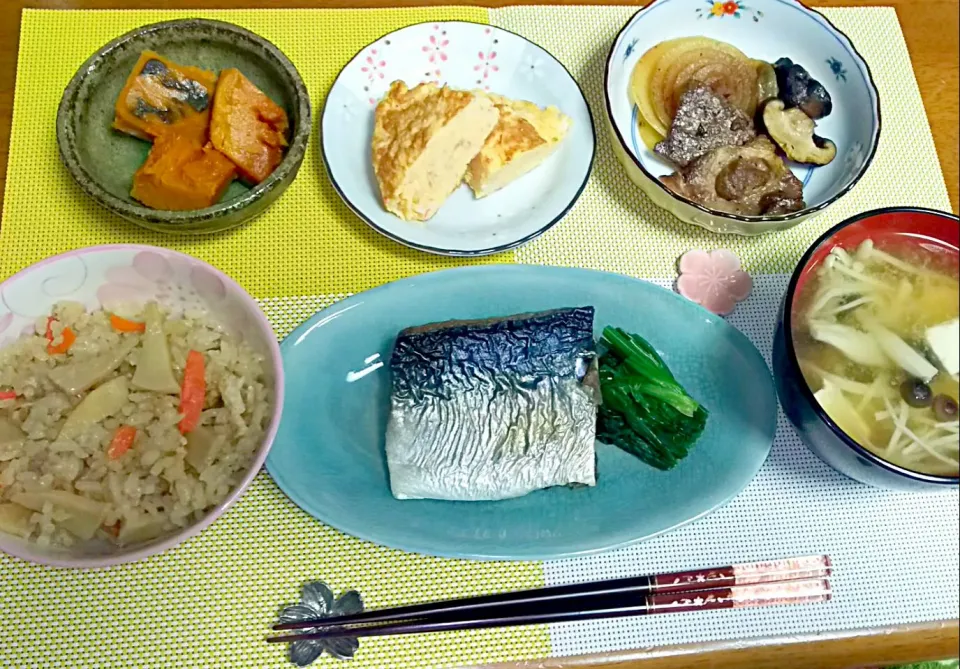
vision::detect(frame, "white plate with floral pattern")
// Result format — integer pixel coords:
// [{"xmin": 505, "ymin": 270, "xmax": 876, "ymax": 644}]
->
[{"xmin": 321, "ymin": 21, "xmax": 595, "ymax": 256}]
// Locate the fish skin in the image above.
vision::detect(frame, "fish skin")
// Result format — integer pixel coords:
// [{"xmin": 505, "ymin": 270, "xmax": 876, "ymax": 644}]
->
[{"xmin": 386, "ymin": 307, "xmax": 598, "ymax": 501}]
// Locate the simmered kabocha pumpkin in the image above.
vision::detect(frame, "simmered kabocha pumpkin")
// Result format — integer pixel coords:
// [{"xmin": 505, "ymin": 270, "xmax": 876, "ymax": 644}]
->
[
  {"xmin": 131, "ymin": 130, "xmax": 237, "ymax": 210},
  {"xmin": 114, "ymin": 53, "xmax": 291, "ymax": 210},
  {"xmin": 113, "ymin": 51, "xmax": 218, "ymax": 141},
  {"xmin": 210, "ymin": 68, "xmax": 289, "ymax": 184}
]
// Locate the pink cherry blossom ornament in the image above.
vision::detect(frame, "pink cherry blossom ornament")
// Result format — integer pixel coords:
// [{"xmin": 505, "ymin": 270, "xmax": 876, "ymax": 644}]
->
[{"xmin": 676, "ymin": 249, "xmax": 753, "ymax": 316}]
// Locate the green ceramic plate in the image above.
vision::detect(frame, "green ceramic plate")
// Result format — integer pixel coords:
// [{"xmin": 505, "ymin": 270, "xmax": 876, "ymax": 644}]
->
[{"xmin": 56, "ymin": 19, "xmax": 311, "ymax": 234}]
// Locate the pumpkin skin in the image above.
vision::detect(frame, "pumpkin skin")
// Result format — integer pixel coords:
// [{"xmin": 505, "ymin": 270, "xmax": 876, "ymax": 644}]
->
[
  {"xmin": 210, "ymin": 68, "xmax": 289, "ymax": 184},
  {"xmin": 130, "ymin": 130, "xmax": 237, "ymax": 210},
  {"xmin": 113, "ymin": 51, "xmax": 217, "ymax": 141}
]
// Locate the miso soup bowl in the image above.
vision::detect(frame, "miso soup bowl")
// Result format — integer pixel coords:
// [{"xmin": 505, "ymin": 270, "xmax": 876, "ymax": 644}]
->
[{"xmin": 772, "ymin": 207, "xmax": 960, "ymax": 491}]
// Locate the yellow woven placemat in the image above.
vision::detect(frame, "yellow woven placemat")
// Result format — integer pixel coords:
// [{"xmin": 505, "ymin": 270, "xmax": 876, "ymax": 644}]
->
[
  {"xmin": 0, "ymin": 6, "xmax": 953, "ymax": 669},
  {"xmin": 0, "ymin": 10, "xmax": 552, "ymax": 669}
]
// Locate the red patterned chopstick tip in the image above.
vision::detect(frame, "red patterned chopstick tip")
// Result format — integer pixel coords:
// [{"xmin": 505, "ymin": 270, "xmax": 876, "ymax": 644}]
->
[
  {"xmin": 650, "ymin": 555, "xmax": 831, "ymax": 593},
  {"xmin": 732, "ymin": 555, "xmax": 832, "ymax": 585},
  {"xmin": 647, "ymin": 578, "xmax": 831, "ymax": 615},
  {"xmin": 651, "ymin": 566, "xmax": 736, "ymax": 592},
  {"xmin": 648, "ymin": 587, "xmax": 738, "ymax": 614}
]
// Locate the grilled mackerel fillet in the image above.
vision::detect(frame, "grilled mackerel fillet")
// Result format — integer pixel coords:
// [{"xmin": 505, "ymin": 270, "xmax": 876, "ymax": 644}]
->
[{"xmin": 385, "ymin": 307, "xmax": 598, "ymax": 501}]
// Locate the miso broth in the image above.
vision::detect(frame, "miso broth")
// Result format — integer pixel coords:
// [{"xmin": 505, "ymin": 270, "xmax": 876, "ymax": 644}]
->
[{"xmin": 792, "ymin": 238, "xmax": 959, "ymax": 477}]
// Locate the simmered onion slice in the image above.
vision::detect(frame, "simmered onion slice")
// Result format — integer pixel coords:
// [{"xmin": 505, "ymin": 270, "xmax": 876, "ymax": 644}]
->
[{"xmin": 629, "ymin": 36, "xmax": 759, "ymax": 138}]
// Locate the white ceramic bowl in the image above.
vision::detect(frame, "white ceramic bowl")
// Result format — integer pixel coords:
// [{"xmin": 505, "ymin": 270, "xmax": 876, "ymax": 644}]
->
[
  {"xmin": 604, "ymin": 0, "xmax": 880, "ymax": 235},
  {"xmin": 322, "ymin": 20, "xmax": 595, "ymax": 256},
  {"xmin": 0, "ymin": 246, "xmax": 283, "ymax": 567}
]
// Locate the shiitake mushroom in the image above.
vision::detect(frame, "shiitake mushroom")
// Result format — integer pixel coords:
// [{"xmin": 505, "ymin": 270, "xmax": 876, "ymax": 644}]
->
[
  {"xmin": 773, "ymin": 58, "xmax": 833, "ymax": 120},
  {"xmin": 762, "ymin": 100, "xmax": 837, "ymax": 166}
]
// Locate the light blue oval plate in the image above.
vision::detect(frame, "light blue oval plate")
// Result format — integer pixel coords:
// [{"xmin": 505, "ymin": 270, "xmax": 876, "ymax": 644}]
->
[{"xmin": 266, "ymin": 265, "xmax": 776, "ymax": 560}]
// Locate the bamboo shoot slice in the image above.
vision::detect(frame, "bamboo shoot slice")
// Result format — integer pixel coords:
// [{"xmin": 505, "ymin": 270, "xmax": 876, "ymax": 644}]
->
[
  {"xmin": 185, "ymin": 425, "xmax": 220, "ymax": 472},
  {"xmin": 0, "ymin": 503, "xmax": 33, "ymax": 538},
  {"xmin": 131, "ymin": 303, "xmax": 180, "ymax": 394},
  {"xmin": 0, "ymin": 417, "xmax": 25, "ymax": 449},
  {"xmin": 11, "ymin": 491, "xmax": 106, "ymax": 540},
  {"xmin": 60, "ymin": 376, "xmax": 129, "ymax": 439},
  {"xmin": 117, "ymin": 512, "xmax": 168, "ymax": 544},
  {"xmin": 48, "ymin": 337, "xmax": 138, "ymax": 395}
]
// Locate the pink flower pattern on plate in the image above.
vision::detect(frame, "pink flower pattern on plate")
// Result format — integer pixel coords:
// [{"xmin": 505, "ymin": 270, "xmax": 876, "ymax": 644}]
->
[
  {"xmin": 421, "ymin": 25, "xmax": 449, "ymax": 81},
  {"xmin": 190, "ymin": 266, "xmax": 226, "ymax": 300},
  {"xmin": 422, "ymin": 26, "xmax": 449, "ymax": 65},
  {"xmin": 96, "ymin": 251, "xmax": 226, "ymax": 317},
  {"xmin": 676, "ymin": 249, "xmax": 753, "ymax": 316},
  {"xmin": 97, "ymin": 251, "xmax": 173, "ymax": 306},
  {"xmin": 360, "ymin": 48, "xmax": 387, "ymax": 105},
  {"xmin": 360, "ymin": 49, "xmax": 386, "ymax": 82},
  {"xmin": 474, "ymin": 29, "xmax": 499, "ymax": 89}
]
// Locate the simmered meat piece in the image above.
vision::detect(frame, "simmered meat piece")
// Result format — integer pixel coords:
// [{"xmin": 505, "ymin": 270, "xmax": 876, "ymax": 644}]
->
[
  {"xmin": 654, "ymin": 86, "xmax": 755, "ymax": 167},
  {"xmin": 661, "ymin": 136, "xmax": 805, "ymax": 216}
]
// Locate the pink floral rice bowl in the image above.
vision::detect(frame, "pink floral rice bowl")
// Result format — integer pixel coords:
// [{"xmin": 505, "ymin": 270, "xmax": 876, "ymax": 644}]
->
[{"xmin": 0, "ymin": 245, "xmax": 283, "ymax": 568}]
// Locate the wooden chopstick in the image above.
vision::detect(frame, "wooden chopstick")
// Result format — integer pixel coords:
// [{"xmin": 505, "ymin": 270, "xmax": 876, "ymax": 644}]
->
[
  {"xmin": 267, "ymin": 577, "xmax": 831, "ymax": 643},
  {"xmin": 272, "ymin": 555, "xmax": 831, "ymax": 632}
]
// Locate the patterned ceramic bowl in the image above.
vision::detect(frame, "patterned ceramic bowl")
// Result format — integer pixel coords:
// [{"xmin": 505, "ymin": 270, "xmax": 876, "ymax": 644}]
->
[
  {"xmin": 0, "ymin": 246, "xmax": 283, "ymax": 567},
  {"xmin": 56, "ymin": 19, "xmax": 311, "ymax": 235},
  {"xmin": 604, "ymin": 0, "xmax": 880, "ymax": 235}
]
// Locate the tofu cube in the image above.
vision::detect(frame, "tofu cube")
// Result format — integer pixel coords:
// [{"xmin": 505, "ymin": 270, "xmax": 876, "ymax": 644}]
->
[{"xmin": 925, "ymin": 318, "xmax": 959, "ymax": 377}]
